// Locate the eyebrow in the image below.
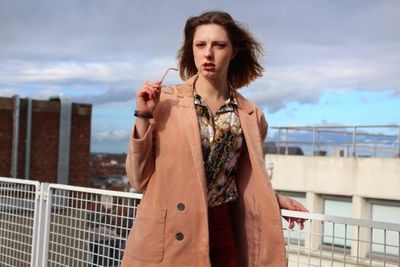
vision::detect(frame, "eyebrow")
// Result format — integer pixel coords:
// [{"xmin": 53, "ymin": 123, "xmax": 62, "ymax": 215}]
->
[{"xmin": 193, "ymin": 40, "xmax": 228, "ymax": 44}]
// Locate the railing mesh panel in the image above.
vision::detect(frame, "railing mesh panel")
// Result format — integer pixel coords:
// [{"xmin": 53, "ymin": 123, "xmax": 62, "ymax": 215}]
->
[
  {"xmin": 0, "ymin": 179, "xmax": 38, "ymax": 267},
  {"xmin": 283, "ymin": 212, "xmax": 400, "ymax": 267},
  {"xmin": 46, "ymin": 187, "xmax": 140, "ymax": 267}
]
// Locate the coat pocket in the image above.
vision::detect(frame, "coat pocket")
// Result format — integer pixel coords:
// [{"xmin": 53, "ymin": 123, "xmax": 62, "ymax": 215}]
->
[{"xmin": 126, "ymin": 206, "xmax": 167, "ymax": 263}]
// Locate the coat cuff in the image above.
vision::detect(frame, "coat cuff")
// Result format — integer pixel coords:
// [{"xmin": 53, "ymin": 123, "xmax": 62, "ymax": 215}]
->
[{"xmin": 130, "ymin": 123, "xmax": 154, "ymax": 153}]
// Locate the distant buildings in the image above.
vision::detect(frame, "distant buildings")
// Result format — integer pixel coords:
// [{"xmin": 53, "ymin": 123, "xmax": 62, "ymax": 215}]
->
[
  {"xmin": 90, "ymin": 153, "xmax": 130, "ymax": 191},
  {"xmin": 0, "ymin": 95, "xmax": 91, "ymax": 187}
]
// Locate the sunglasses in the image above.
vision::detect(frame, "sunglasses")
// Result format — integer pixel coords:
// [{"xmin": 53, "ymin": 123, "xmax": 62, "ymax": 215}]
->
[{"xmin": 160, "ymin": 67, "xmax": 178, "ymax": 85}]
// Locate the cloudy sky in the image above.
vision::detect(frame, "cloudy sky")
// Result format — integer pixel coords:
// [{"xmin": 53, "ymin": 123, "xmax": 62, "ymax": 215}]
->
[{"xmin": 1, "ymin": 0, "xmax": 399, "ymax": 153}]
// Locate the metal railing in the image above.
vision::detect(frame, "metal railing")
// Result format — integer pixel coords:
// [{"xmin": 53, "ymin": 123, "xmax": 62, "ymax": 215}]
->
[
  {"xmin": 282, "ymin": 210, "xmax": 400, "ymax": 266},
  {"xmin": 0, "ymin": 178, "xmax": 41, "ymax": 267},
  {"xmin": 1, "ymin": 177, "xmax": 399, "ymax": 266},
  {"xmin": 269, "ymin": 125, "xmax": 400, "ymax": 158}
]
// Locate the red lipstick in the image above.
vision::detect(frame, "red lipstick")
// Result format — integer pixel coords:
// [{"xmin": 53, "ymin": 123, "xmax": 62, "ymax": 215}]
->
[{"xmin": 203, "ymin": 63, "xmax": 215, "ymax": 70}]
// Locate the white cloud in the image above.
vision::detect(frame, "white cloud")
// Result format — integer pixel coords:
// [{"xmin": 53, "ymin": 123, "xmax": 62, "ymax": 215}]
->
[
  {"xmin": 1, "ymin": 0, "xmax": 399, "ymax": 111},
  {"xmin": 244, "ymin": 53, "xmax": 400, "ymax": 111},
  {"xmin": 95, "ymin": 129, "xmax": 130, "ymax": 142},
  {"xmin": 0, "ymin": 56, "xmax": 178, "ymax": 86}
]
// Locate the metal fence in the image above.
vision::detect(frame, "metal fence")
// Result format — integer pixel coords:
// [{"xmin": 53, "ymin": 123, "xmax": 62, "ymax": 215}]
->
[
  {"xmin": 1, "ymin": 177, "xmax": 399, "ymax": 267},
  {"xmin": 282, "ymin": 210, "xmax": 400, "ymax": 267},
  {"xmin": 1, "ymin": 177, "xmax": 142, "ymax": 267},
  {"xmin": 41, "ymin": 184, "xmax": 142, "ymax": 267},
  {"xmin": 0, "ymin": 177, "xmax": 40, "ymax": 267},
  {"xmin": 268, "ymin": 125, "xmax": 400, "ymax": 158}
]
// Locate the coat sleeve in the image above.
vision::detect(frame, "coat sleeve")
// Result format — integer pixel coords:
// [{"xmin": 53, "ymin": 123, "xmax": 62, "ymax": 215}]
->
[{"xmin": 125, "ymin": 122, "xmax": 155, "ymax": 192}]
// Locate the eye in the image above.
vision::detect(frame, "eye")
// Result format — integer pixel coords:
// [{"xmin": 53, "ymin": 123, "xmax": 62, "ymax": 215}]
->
[
  {"xmin": 195, "ymin": 42, "xmax": 206, "ymax": 48},
  {"xmin": 214, "ymin": 42, "xmax": 227, "ymax": 49}
]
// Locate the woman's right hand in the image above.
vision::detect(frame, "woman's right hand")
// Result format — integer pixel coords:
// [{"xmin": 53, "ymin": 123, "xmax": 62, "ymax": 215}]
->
[{"xmin": 135, "ymin": 80, "xmax": 162, "ymax": 113}]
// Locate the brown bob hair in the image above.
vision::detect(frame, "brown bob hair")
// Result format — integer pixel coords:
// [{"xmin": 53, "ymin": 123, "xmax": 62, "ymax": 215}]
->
[{"xmin": 177, "ymin": 11, "xmax": 264, "ymax": 89}]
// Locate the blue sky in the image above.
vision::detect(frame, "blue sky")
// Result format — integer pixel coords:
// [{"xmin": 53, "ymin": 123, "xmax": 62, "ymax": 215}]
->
[{"xmin": 0, "ymin": 0, "xmax": 399, "ymax": 153}]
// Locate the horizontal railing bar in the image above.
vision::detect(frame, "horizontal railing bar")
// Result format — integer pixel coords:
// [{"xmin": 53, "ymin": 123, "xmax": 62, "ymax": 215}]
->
[
  {"xmin": 272, "ymin": 129, "xmax": 399, "ymax": 139},
  {"xmin": 271, "ymin": 125, "xmax": 400, "ymax": 130},
  {"xmin": 0, "ymin": 177, "xmax": 40, "ymax": 187},
  {"xmin": 281, "ymin": 210, "xmax": 400, "ymax": 232},
  {"xmin": 48, "ymin": 183, "xmax": 143, "ymax": 199},
  {"xmin": 269, "ymin": 141, "xmax": 397, "ymax": 146}
]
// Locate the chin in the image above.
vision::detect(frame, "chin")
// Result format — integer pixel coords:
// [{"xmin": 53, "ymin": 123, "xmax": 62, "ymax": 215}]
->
[{"xmin": 200, "ymin": 70, "xmax": 219, "ymax": 79}]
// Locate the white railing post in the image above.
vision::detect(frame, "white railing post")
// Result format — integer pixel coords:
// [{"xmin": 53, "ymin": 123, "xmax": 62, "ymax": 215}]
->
[
  {"xmin": 36, "ymin": 183, "xmax": 51, "ymax": 267},
  {"xmin": 277, "ymin": 128, "xmax": 281, "ymax": 154},
  {"xmin": 312, "ymin": 127, "xmax": 316, "ymax": 156},
  {"xmin": 285, "ymin": 128, "xmax": 289, "ymax": 155},
  {"xmin": 352, "ymin": 126, "xmax": 357, "ymax": 157},
  {"xmin": 30, "ymin": 181, "xmax": 42, "ymax": 267}
]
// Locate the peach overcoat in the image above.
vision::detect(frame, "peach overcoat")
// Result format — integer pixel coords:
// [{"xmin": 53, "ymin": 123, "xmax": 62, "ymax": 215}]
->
[{"xmin": 122, "ymin": 75, "xmax": 286, "ymax": 266}]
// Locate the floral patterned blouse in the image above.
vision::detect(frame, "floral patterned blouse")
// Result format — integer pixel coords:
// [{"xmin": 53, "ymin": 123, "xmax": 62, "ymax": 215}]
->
[{"xmin": 194, "ymin": 89, "xmax": 243, "ymax": 207}]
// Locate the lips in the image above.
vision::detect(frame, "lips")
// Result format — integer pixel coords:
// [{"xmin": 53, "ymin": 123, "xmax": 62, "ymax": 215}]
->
[{"xmin": 203, "ymin": 63, "xmax": 215, "ymax": 70}]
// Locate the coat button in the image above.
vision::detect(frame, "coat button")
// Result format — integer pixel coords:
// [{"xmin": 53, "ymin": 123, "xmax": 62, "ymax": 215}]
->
[
  {"xmin": 177, "ymin": 203, "xmax": 185, "ymax": 211},
  {"xmin": 175, "ymin": 232, "xmax": 184, "ymax": 241}
]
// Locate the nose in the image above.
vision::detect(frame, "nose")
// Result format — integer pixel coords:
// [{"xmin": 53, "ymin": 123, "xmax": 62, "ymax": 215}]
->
[{"xmin": 204, "ymin": 45, "xmax": 213, "ymax": 59}]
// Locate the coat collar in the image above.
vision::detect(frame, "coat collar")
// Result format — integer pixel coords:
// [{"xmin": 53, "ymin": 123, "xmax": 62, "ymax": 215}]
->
[{"xmin": 177, "ymin": 74, "xmax": 255, "ymax": 115}]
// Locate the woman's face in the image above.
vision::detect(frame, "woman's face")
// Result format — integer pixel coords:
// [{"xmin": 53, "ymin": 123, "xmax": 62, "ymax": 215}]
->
[{"xmin": 192, "ymin": 24, "xmax": 235, "ymax": 81}]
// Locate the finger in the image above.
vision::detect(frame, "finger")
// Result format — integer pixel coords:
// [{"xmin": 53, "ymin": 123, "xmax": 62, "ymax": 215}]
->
[
  {"xmin": 153, "ymin": 87, "xmax": 161, "ymax": 95},
  {"xmin": 147, "ymin": 84, "xmax": 160, "ymax": 94},
  {"xmin": 289, "ymin": 218, "xmax": 295, "ymax": 229},
  {"xmin": 149, "ymin": 86, "xmax": 161, "ymax": 95},
  {"xmin": 144, "ymin": 88, "xmax": 155, "ymax": 100},
  {"xmin": 140, "ymin": 88, "xmax": 153, "ymax": 100},
  {"xmin": 150, "ymin": 87, "xmax": 161, "ymax": 99},
  {"xmin": 136, "ymin": 89, "xmax": 150, "ymax": 99},
  {"xmin": 146, "ymin": 80, "xmax": 161, "ymax": 85},
  {"xmin": 146, "ymin": 81, "xmax": 162, "ymax": 89},
  {"xmin": 296, "ymin": 202, "xmax": 309, "ymax": 212},
  {"xmin": 137, "ymin": 85, "xmax": 154, "ymax": 95},
  {"xmin": 299, "ymin": 221, "xmax": 304, "ymax": 230}
]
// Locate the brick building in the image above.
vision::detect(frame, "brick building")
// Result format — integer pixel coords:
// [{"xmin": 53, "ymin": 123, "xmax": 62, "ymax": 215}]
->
[{"xmin": 0, "ymin": 95, "xmax": 91, "ymax": 186}]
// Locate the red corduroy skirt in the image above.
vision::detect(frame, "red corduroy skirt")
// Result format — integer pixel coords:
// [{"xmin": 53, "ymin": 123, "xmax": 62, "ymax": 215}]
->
[{"xmin": 208, "ymin": 201, "xmax": 239, "ymax": 267}]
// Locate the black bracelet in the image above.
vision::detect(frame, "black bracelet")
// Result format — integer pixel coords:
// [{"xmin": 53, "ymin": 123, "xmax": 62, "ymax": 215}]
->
[{"xmin": 134, "ymin": 110, "xmax": 153, "ymax": 119}]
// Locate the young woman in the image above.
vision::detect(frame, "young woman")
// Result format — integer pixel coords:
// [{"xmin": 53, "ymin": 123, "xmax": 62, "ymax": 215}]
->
[{"xmin": 122, "ymin": 11, "xmax": 308, "ymax": 267}]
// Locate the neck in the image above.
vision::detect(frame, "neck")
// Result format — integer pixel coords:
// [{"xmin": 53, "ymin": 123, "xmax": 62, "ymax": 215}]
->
[{"xmin": 195, "ymin": 74, "xmax": 230, "ymax": 100}]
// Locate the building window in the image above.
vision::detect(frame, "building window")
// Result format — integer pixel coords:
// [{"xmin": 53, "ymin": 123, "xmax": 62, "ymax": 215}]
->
[
  {"xmin": 371, "ymin": 201, "xmax": 400, "ymax": 256},
  {"xmin": 323, "ymin": 197, "xmax": 352, "ymax": 248}
]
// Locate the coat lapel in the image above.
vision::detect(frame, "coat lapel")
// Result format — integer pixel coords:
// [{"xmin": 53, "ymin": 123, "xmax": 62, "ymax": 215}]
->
[
  {"xmin": 176, "ymin": 75, "xmax": 207, "ymax": 195},
  {"xmin": 235, "ymin": 92, "xmax": 264, "ymax": 161}
]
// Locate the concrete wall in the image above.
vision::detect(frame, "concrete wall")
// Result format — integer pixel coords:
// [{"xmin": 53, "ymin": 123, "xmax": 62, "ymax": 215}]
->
[
  {"xmin": 267, "ymin": 155, "xmax": 400, "ymax": 201},
  {"xmin": 267, "ymin": 154, "xmax": 400, "ymax": 260}
]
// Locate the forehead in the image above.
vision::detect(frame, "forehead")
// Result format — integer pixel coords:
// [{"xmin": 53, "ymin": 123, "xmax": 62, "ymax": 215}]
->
[{"xmin": 193, "ymin": 24, "xmax": 230, "ymax": 41}]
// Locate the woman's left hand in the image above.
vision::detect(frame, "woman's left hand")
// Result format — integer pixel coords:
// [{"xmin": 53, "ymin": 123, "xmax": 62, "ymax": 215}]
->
[{"xmin": 276, "ymin": 194, "xmax": 309, "ymax": 230}]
